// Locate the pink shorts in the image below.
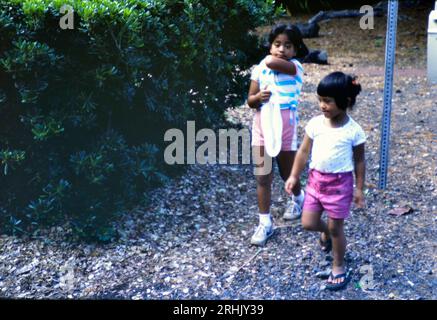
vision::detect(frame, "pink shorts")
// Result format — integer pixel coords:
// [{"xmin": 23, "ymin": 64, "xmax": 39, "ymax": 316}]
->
[
  {"xmin": 303, "ymin": 169, "xmax": 354, "ymax": 219},
  {"xmin": 251, "ymin": 108, "xmax": 297, "ymax": 151}
]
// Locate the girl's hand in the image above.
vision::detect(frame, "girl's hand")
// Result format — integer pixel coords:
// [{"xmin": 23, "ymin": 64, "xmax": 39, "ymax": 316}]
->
[
  {"xmin": 257, "ymin": 86, "xmax": 271, "ymax": 103},
  {"xmin": 285, "ymin": 175, "xmax": 298, "ymax": 195},
  {"xmin": 353, "ymin": 188, "xmax": 365, "ymax": 208}
]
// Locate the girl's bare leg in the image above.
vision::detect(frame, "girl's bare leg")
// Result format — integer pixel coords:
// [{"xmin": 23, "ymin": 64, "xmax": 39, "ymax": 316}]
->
[
  {"xmin": 276, "ymin": 150, "xmax": 301, "ymax": 196},
  {"xmin": 327, "ymin": 218, "xmax": 347, "ymax": 284},
  {"xmin": 253, "ymin": 146, "xmax": 273, "ymax": 213},
  {"xmin": 301, "ymin": 210, "xmax": 329, "ymax": 238}
]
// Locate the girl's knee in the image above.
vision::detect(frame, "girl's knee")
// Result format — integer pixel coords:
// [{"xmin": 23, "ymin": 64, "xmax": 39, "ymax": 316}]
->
[
  {"xmin": 302, "ymin": 220, "xmax": 316, "ymax": 231},
  {"xmin": 255, "ymin": 174, "xmax": 272, "ymax": 187},
  {"xmin": 328, "ymin": 222, "xmax": 343, "ymax": 237},
  {"xmin": 301, "ymin": 216, "xmax": 318, "ymax": 231}
]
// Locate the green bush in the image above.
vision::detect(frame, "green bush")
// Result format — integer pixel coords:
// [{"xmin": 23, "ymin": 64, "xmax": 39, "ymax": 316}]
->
[{"xmin": 0, "ymin": 0, "xmax": 281, "ymax": 241}]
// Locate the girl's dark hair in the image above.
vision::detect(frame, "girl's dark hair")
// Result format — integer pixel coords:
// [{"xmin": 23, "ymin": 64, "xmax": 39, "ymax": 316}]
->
[
  {"xmin": 267, "ymin": 24, "xmax": 309, "ymax": 60},
  {"xmin": 317, "ymin": 72, "xmax": 362, "ymax": 110}
]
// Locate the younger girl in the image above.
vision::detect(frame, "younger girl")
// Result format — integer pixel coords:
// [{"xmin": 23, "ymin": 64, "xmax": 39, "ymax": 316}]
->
[
  {"xmin": 285, "ymin": 72, "xmax": 366, "ymax": 291},
  {"xmin": 247, "ymin": 24, "xmax": 309, "ymax": 246}
]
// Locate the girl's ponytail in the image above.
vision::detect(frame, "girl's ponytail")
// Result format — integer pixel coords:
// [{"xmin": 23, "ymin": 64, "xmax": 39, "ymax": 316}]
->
[
  {"xmin": 317, "ymin": 72, "xmax": 362, "ymax": 110},
  {"xmin": 346, "ymin": 74, "xmax": 362, "ymax": 109}
]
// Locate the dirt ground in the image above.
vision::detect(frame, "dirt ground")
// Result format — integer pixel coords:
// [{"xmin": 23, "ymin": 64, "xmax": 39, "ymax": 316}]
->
[
  {"xmin": 266, "ymin": 3, "xmax": 429, "ymax": 68},
  {"xmin": 0, "ymin": 5, "xmax": 436, "ymax": 300}
]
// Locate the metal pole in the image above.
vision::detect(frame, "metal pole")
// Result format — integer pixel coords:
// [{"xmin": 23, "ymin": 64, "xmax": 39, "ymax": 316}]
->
[{"xmin": 378, "ymin": 0, "xmax": 399, "ymax": 189}]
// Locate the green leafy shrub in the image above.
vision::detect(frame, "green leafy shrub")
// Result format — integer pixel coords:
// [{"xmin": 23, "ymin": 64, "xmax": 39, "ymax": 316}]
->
[{"xmin": 0, "ymin": 0, "xmax": 281, "ymax": 241}]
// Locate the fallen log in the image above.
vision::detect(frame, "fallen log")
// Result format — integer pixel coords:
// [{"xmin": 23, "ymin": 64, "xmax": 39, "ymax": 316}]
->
[
  {"xmin": 308, "ymin": 5, "xmax": 385, "ymax": 25},
  {"xmin": 303, "ymin": 49, "xmax": 328, "ymax": 65},
  {"xmin": 297, "ymin": 1, "xmax": 387, "ymax": 38}
]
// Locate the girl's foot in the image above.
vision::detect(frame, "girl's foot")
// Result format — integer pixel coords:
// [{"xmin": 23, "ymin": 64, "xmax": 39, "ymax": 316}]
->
[
  {"xmin": 250, "ymin": 223, "xmax": 274, "ymax": 246},
  {"xmin": 319, "ymin": 232, "xmax": 332, "ymax": 253},
  {"xmin": 283, "ymin": 190, "xmax": 305, "ymax": 220},
  {"xmin": 326, "ymin": 267, "xmax": 350, "ymax": 291}
]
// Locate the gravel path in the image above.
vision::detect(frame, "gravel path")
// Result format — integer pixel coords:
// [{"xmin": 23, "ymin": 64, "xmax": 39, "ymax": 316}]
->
[{"xmin": 1, "ymin": 58, "xmax": 435, "ymax": 300}]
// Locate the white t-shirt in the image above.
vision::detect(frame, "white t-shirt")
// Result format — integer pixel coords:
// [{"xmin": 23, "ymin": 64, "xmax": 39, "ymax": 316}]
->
[{"xmin": 305, "ymin": 115, "xmax": 366, "ymax": 173}]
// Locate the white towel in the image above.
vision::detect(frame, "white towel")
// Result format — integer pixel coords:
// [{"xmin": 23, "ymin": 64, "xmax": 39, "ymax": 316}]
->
[{"xmin": 260, "ymin": 100, "xmax": 282, "ymax": 157}]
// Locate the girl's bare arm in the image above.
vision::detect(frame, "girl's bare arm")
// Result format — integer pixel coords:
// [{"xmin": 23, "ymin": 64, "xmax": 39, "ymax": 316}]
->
[
  {"xmin": 353, "ymin": 143, "xmax": 366, "ymax": 208},
  {"xmin": 285, "ymin": 134, "xmax": 312, "ymax": 194},
  {"xmin": 265, "ymin": 55, "xmax": 297, "ymax": 75},
  {"xmin": 291, "ymin": 133, "xmax": 313, "ymax": 178},
  {"xmin": 353, "ymin": 143, "xmax": 365, "ymax": 191}
]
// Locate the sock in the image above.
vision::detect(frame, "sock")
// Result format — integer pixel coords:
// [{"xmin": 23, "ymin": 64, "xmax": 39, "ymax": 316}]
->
[
  {"xmin": 293, "ymin": 190, "xmax": 305, "ymax": 206},
  {"xmin": 259, "ymin": 213, "xmax": 272, "ymax": 227}
]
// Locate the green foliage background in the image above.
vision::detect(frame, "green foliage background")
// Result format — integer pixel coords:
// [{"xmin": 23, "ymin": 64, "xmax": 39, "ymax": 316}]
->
[{"xmin": 0, "ymin": 0, "xmax": 282, "ymax": 241}]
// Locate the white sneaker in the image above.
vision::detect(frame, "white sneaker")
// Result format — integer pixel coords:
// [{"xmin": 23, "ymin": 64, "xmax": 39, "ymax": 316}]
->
[
  {"xmin": 283, "ymin": 193, "xmax": 304, "ymax": 220},
  {"xmin": 250, "ymin": 223, "xmax": 274, "ymax": 246}
]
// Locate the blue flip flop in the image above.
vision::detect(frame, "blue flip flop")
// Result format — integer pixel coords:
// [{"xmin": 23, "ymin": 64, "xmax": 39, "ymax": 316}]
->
[{"xmin": 326, "ymin": 271, "xmax": 351, "ymax": 291}]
